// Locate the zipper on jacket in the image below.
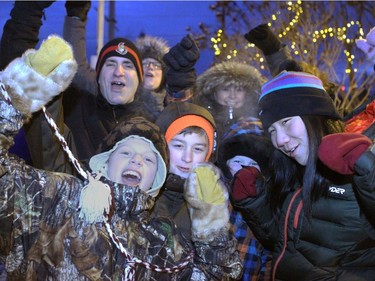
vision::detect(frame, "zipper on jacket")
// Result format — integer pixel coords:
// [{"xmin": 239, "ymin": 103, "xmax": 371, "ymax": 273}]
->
[
  {"xmin": 294, "ymin": 201, "xmax": 303, "ymax": 229},
  {"xmin": 272, "ymin": 188, "xmax": 302, "ymax": 281}
]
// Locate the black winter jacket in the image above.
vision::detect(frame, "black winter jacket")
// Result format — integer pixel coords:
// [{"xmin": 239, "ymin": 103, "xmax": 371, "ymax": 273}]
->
[
  {"xmin": 63, "ymin": 86, "xmax": 147, "ymax": 163},
  {"xmin": 152, "ymin": 173, "xmax": 192, "ymax": 240},
  {"xmin": 235, "ymin": 153, "xmax": 375, "ymax": 281}
]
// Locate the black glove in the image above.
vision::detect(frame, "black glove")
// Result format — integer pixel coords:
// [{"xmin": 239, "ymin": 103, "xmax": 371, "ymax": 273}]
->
[
  {"xmin": 11, "ymin": 1, "xmax": 55, "ymax": 23},
  {"xmin": 0, "ymin": 1, "xmax": 55, "ymax": 69},
  {"xmin": 14, "ymin": 1, "xmax": 55, "ymax": 11},
  {"xmin": 163, "ymin": 34, "xmax": 200, "ymax": 93},
  {"xmin": 244, "ymin": 23, "xmax": 281, "ymax": 56},
  {"xmin": 65, "ymin": 1, "xmax": 91, "ymax": 21}
]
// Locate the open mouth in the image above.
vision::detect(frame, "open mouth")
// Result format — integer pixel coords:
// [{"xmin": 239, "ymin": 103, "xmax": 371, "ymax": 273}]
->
[
  {"xmin": 287, "ymin": 146, "xmax": 296, "ymax": 158},
  {"xmin": 121, "ymin": 170, "xmax": 141, "ymax": 186},
  {"xmin": 226, "ymin": 101, "xmax": 236, "ymax": 107},
  {"xmin": 111, "ymin": 81, "xmax": 125, "ymax": 90}
]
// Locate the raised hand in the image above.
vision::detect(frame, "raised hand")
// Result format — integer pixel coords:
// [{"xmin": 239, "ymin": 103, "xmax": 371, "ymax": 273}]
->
[{"xmin": 318, "ymin": 133, "xmax": 372, "ymax": 175}]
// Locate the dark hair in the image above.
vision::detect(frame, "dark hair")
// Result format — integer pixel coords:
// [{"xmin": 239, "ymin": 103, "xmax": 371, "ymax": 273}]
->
[{"xmin": 268, "ymin": 115, "xmax": 344, "ymax": 219}]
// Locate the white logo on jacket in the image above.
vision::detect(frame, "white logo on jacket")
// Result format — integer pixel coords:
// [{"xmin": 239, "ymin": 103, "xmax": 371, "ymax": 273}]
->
[{"xmin": 329, "ymin": 186, "xmax": 345, "ymax": 194}]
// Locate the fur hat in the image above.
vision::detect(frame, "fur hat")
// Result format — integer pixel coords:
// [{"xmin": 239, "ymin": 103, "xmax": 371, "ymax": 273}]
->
[
  {"xmin": 195, "ymin": 61, "xmax": 265, "ymax": 113},
  {"xmin": 259, "ymin": 71, "xmax": 342, "ymax": 129},
  {"xmin": 135, "ymin": 35, "xmax": 170, "ymax": 66},
  {"xmin": 89, "ymin": 116, "xmax": 168, "ymax": 197},
  {"xmin": 95, "ymin": 38, "xmax": 143, "ymax": 82},
  {"xmin": 136, "ymin": 35, "xmax": 170, "ymax": 89},
  {"xmin": 217, "ymin": 117, "xmax": 273, "ymax": 179},
  {"xmin": 156, "ymin": 102, "xmax": 216, "ymax": 161}
]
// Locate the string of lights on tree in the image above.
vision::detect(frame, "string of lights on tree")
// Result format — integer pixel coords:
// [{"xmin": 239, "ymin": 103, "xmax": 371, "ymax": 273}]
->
[{"xmin": 210, "ymin": 1, "xmax": 365, "ymax": 74}]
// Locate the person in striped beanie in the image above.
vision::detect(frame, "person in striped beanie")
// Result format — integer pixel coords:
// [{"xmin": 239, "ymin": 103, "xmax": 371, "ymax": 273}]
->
[
  {"xmin": 217, "ymin": 116, "xmax": 274, "ymax": 281},
  {"xmin": 231, "ymin": 70, "xmax": 375, "ymax": 280},
  {"xmin": 258, "ymin": 70, "xmax": 341, "ymax": 129}
]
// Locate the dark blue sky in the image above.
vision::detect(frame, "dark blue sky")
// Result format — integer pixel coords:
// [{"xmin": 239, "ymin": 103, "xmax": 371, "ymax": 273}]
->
[{"xmin": 0, "ymin": 1, "xmax": 218, "ymax": 74}]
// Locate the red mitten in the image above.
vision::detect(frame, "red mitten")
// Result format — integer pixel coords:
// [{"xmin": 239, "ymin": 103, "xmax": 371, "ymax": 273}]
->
[
  {"xmin": 318, "ymin": 133, "xmax": 372, "ymax": 175},
  {"xmin": 231, "ymin": 166, "xmax": 260, "ymax": 201}
]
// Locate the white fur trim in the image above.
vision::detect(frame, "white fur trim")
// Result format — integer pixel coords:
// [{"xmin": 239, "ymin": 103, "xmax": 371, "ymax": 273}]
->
[
  {"xmin": 0, "ymin": 50, "xmax": 77, "ymax": 114},
  {"xmin": 188, "ymin": 199, "xmax": 230, "ymax": 241},
  {"xmin": 184, "ymin": 162, "xmax": 230, "ymax": 241}
]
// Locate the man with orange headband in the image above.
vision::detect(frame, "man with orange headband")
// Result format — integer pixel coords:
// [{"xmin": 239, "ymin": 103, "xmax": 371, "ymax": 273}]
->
[
  {"xmin": 152, "ymin": 102, "xmax": 229, "ymax": 240},
  {"xmin": 0, "ymin": 1, "xmax": 148, "ymax": 171},
  {"xmin": 63, "ymin": 37, "xmax": 148, "ymax": 164}
]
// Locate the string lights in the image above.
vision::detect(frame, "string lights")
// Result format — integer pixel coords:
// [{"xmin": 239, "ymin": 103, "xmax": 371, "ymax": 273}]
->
[{"xmin": 210, "ymin": 1, "xmax": 365, "ymax": 75}]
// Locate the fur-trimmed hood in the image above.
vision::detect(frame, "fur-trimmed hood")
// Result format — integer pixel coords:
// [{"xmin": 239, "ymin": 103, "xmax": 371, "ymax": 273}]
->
[
  {"xmin": 135, "ymin": 35, "xmax": 170, "ymax": 65},
  {"xmin": 195, "ymin": 60, "xmax": 265, "ymax": 103}
]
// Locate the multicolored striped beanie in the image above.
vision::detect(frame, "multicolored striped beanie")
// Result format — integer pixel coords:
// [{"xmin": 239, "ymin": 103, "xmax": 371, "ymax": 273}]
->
[
  {"xmin": 258, "ymin": 71, "xmax": 341, "ymax": 129},
  {"xmin": 221, "ymin": 116, "xmax": 263, "ymax": 141},
  {"xmin": 217, "ymin": 116, "xmax": 273, "ymax": 178}
]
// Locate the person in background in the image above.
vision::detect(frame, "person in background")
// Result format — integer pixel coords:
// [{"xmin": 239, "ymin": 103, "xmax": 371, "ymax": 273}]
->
[
  {"xmin": 193, "ymin": 61, "xmax": 265, "ymax": 142},
  {"xmin": 344, "ymin": 26, "xmax": 375, "ymax": 140},
  {"xmin": 231, "ymin": 70, "xmax": 375, "ymax": 280},
  {"xmin": 244, "ymin": 23, "xmax": 292, "ymax": 77},
  {"xmin": 0, "ymin": 38, "xmax": 242, "ymax": 280},
  {"xmin": 246, "ymin": 23, "xmax": 366, "ymax": 120},
  {"xmin": 217, "ymin": 117, "xmax": 274, "ymax": 281},
  {"xmin": 135, "ymin": 35, "xmax": 170, "ymax": 121},
  {"xmin": 63, "ymin": 1, "xmax": 200, "ymax": 121}
]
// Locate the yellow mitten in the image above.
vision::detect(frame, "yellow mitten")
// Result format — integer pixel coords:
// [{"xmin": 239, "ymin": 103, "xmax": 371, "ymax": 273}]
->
[
  {"xmin": 0, "ymin": 35, "xmax": 77, "ymax": 114},
  {"xmin": 194, "ymin": 164, "xmax": 226, "ymax": 205},
  {"xmin": 25, "ymin": 36, "xmax": 73, "ymax": 77},
  {"xmin": 184, "ymin": 162, "xmax": 229, "ymax": 241}
]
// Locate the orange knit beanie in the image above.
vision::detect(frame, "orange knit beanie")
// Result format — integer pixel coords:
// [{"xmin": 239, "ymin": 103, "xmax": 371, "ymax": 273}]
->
[{"xmin": 165, "ymin": 115, "xmax": 215, "ymax": 161}]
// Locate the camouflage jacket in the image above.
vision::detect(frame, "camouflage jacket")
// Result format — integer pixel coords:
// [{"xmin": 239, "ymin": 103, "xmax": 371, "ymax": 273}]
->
[{"xmin": 0, "ymin": 80, "xmax": 242, "ymax": 280}]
